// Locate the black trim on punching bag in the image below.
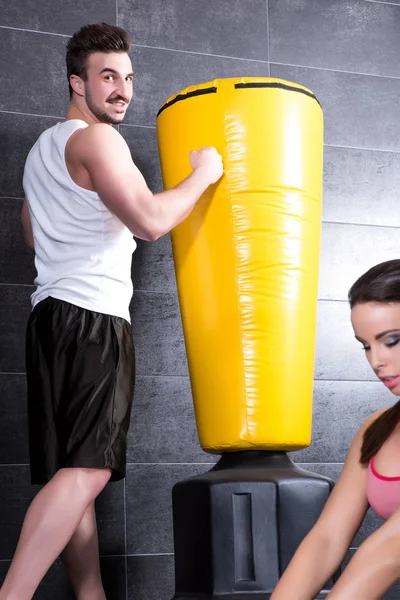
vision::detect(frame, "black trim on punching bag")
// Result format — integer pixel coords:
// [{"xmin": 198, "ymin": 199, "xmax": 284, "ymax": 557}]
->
[
  {"xmin": 157, "ymin": 86, "xmax": 218, "ymax": 117},
  {"xmin": 234, "ymin": 81, "xmax": 322, "ymax": 107}
]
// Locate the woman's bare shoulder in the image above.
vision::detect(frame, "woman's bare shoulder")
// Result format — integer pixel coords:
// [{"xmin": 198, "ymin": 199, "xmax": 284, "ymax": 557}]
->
[{"xmin": 361, "ymin": 408, "xmax": 387, "ymax": 431}]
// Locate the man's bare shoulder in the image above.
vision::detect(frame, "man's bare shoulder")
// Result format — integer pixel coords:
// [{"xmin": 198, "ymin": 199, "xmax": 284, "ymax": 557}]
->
[
  {"xmin": 70, "ymin": 123, "xmax": 122, "ymax": 147},
  {"xmin": 67, "ymin": 123, "xmax": 128, "ymax": 164}
]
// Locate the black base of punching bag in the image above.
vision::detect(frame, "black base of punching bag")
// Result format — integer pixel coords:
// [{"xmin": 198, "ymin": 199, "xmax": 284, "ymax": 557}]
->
[{"xmin": 171, "ymin": 451, "xmax": 340, "ymax": 599}]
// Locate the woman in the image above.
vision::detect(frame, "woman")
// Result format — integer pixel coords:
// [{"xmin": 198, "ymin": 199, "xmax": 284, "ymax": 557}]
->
[{"xmin": 271, "ymin": 259, "xmax": 400, "ymax": 599}]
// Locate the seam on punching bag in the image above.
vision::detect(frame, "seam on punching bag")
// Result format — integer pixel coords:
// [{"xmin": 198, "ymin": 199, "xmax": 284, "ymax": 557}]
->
[
  {"xmin": 234, "ymin": 81, "xmax": 321, "ymax": 108},
  {"xmin": 157, "ymin": 86, "xmax": 217, "ymax": 117}
]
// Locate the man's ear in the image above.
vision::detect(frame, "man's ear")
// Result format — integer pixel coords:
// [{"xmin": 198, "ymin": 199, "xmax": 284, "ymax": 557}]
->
[{"xmin": 69, "ymin": 74, "xmax": 85, "ymax": 97}]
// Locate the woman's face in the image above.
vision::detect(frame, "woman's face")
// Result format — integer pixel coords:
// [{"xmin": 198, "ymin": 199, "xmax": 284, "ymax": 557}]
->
[{"xmin": 351, "ymin": 301, "xmax": 400, "ymax": 395}]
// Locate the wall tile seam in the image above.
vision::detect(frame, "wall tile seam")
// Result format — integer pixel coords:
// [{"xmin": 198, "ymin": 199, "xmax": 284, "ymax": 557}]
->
[
  {"xmin": 0, "ymin": 112, "xmax": 155, "ymax": 132},
  {"xmin": 0, "ymin": 463, "xmax": 216, "ymax": 467},
  {"xmin": 265, "ymin": 0, "xmax": 271, "ymax": 77},
  {"xmin": 0, "ymin": 25, "xmax": 69, "ymax": 37},
  {"xmin": 0, "ymin": 372, "xmax": 194, "ymax": 378},
  {"xmin": 324, "ymin": 143, "xmax": 400, "ymax": 154},
  {"xmin": 363, "ymin": 0, "xmax": 400, "ymax": 5},
  {"xmin": 0, "ymin": 109, "xmax": 63, "ymax": 119},
  {"xmin": 0, "ymin": 462, "xmax": 349, "ymax": 468},
  {"xmin": 0, "ymin": 197, "xmax": 24, "ymax": 200},
  {"xmin": 0, "ymin": 288, "xmax": 396, "ymax": 298},
  {"xmin": 3, "ymin": 112, "xmax": 400, "ymax": 156},
  {"xmin": 0, "ymin": 553, "xmax": 175, "ymax": 562},
  {"xmin": 0, "ymin": 110, "xmax": 156, "ymax": 131},
  {"xmin": 0, "ymin": 550, "xmax": 366, "ymax": 562},
  {"xmin": 128, "ymin": 47, "xmax": 400, "ymax": 84},
  {"xmin": 126, "ymin": 462, "xmax": 217, "ymax": 466},
  {"xmin": 127, "ymin": 553, "xmax": 174, "ymax": 556},
  {"xmin": 314, "ymin": 377, "xmax": 380, "ymax": 383},
  {"xmin": 270, "ymin": 61, "xmax": 400, "ymax": 82},
  {"xmin": 0, "ymin": 284, "xmax": 35, "ymax": 288},
  {"xmin": 0, "ymin": 373, "xmax": 27, "ymax": 376},
  {"xmin": 299, "ymin": 462, "xmax": 345, "ymax": 465},
  {"xmin": 0, "ymin": 26, "xmax": 271, "ymax": 63},
  {"xmin": 0, "ymin": 372, "xmax": 382, "ymax": 382},
  {"xmin": 321, "ymin": 221, "xmax": 400, "ymax": 231},
  {"xmin": 1, "ymin": 24, "xmax": 400, "ymax": 83}
]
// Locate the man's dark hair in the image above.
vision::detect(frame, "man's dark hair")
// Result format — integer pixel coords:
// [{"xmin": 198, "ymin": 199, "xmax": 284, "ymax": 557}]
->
[{"xmin": 66, "ymin": 23, "xmax": 132, "ymax": 98}]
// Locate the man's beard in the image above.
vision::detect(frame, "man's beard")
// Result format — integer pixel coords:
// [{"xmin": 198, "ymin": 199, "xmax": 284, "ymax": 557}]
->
[{"xmin": 86, "ymin": 88, "xmax": 128, "ymax": 125}]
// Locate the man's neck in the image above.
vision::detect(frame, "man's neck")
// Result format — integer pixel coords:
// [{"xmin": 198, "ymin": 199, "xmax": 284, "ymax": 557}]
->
[{"xmin": 65, "ymin": 103, "xmax": 97, "ymax": 125}]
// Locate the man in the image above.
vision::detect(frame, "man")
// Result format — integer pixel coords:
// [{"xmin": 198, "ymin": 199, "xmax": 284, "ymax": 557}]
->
[{"xmin": 2, "ymin": 22, "xmax": 223, "ymax": 600}]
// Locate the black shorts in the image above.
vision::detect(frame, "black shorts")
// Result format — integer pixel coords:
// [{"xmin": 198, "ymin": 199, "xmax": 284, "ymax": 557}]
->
[{"xmin": 26, "ymin": 297, "xmax": 135, "ymax": 484}]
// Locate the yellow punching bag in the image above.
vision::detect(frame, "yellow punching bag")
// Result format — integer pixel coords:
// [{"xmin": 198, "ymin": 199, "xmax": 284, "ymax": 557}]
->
[{"xmin": 157, "ymin": 77, "xmax": 323, "ymax": 452}]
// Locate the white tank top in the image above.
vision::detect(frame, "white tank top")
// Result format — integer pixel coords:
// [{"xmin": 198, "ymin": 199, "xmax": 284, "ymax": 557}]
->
[{"xmin": 23, "ymin": 119, "xmax": 136, "ymax": 322}]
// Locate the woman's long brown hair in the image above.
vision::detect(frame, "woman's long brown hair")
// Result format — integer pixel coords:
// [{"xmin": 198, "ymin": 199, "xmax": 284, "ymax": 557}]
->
[{"xmin": 348, "ymin": 259, "xmax": 400, "ymax": 465}]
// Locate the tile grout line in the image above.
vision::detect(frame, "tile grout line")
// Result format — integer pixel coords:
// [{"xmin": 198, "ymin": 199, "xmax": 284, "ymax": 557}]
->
[
  {"xmin": 2, "ymin": 213, "xmax": 396, "ymax": 236},
  {"xmin": 0, "ymin": 25, "xmax": 70, "ymax": 37},
  {"xmin": 0, "ymin": 284, "xmax": 396, "ymax": 300},
  {"xmin": 315, "ymin": 378, "xmax": 381, "ymax": 383},
  {"xmin": 363, "ymin": 0, "xmax": 400, "ymax": 5},
  {"xmin": 0, "ymin": 23, "xmax": 400, "ymax": 82},
  {"xmin": 0, "ymin": 109, "xmax": 156, "ymax": 129},
  {"xmin": 266, "ymin": 0, "xmax": 271, "ymax": 77},
  {"xmin": 298, "ymin": 463, "xmax": 344, "ymax": 465},
  {"xmin": 119, "ymin": 123, "xmax": 156, "ymax": 130},
  {"xmin": 0, "ymin": 463, "xmax": 214, "ymax": 469},
  {"xmin": 0, "ymin": 109, "xmax": 63, "ymax": 119},
  {"xmin": 0, "ymin": 373, "xmax": 27, "ymax": 376},
  {"xmin": 3, "ymin": 109, "xmax": 400, "ymax": 153},
  {"xmin": 124, "ymin": 463, "xmax": 216, "ymax": 466},
  {"xmin": 0, "ymin": 464, "xmax": 344, "ymax": 468},
  {"xmin": 1, "ymin": 27, "xmax": 269, "ymax": 63},
  {"xmin": 0, "ymin": 553, "xmax": 175, "ymax": 563},
  {"xmin": 322, "ymin": 220, "xmax": 400, "ymax": 230},
  {"xmin": 126, "ymin": 553, "xmax": 174, "ymax": 557},
  {"xmin": 0, "ymin": 283, "xmax": 34, "ymax": 287},
  {"xmin": 133, "ymin": 42, "xmax": 270, "ymax": 63},
  {"xmin": 270, "ymin": 60, "xmax": 400, "ymax": 81},
  {"xmin": 0, "ymin": 373, "xmax": 382, "ymax": 383},
  {"xmin": 324, "ymin": 142, "xmax": 400, "ymax": 154}
]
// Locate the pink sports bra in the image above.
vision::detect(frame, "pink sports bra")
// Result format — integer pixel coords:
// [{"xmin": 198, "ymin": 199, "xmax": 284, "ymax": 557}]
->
[{"xmin": 367, "ymin": 456, "xmax": 400, "ymax": 520}]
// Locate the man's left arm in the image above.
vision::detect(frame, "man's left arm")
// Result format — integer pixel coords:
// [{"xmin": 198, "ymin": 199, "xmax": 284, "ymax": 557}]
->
[{"xmin": 21, "ymin": 198, "xmax": 34, "ymax": 250}]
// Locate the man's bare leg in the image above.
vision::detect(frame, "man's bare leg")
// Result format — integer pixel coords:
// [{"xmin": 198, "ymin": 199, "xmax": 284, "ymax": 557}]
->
[
  {"xmin": 0, "ymin": 467, "xmax": 111, "ymax": 600},
  {"xmin": 61, "ymin": 501, "xmax": 106, "ymax": 600}
]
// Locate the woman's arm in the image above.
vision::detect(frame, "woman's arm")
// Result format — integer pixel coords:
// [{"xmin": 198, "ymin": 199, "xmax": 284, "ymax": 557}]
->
[
  {"xmin": 270, "ymin": 412, "xmax": 383, "ymax": 600},
  {"xmin": 328, "ymin": 500, "xmax": 400, "ymax": 599}
]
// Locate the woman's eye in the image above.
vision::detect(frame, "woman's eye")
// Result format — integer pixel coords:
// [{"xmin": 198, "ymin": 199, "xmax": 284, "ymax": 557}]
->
[
  {"xmin": 361, "ymin": 345, "xmax": 370, "ymax": 352},
  {"xmin": 386, "ymin": 338, "xmax": 400, "ymax": 348}
]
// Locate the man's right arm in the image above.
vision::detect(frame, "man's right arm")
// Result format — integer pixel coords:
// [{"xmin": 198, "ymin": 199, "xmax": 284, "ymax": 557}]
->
[
  {"xmin": 74, "ymin": 124, "xmax": 223, "ymax": 241},
  {"xmin": 21, "ymin": 198, "xmax": 35, "ymax": 250}
]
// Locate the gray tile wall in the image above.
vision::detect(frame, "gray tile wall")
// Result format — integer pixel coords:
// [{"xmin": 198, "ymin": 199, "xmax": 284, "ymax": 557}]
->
[{"xmin": 0, "ymin": 0, "xmax": 399, "ymax": 598}]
